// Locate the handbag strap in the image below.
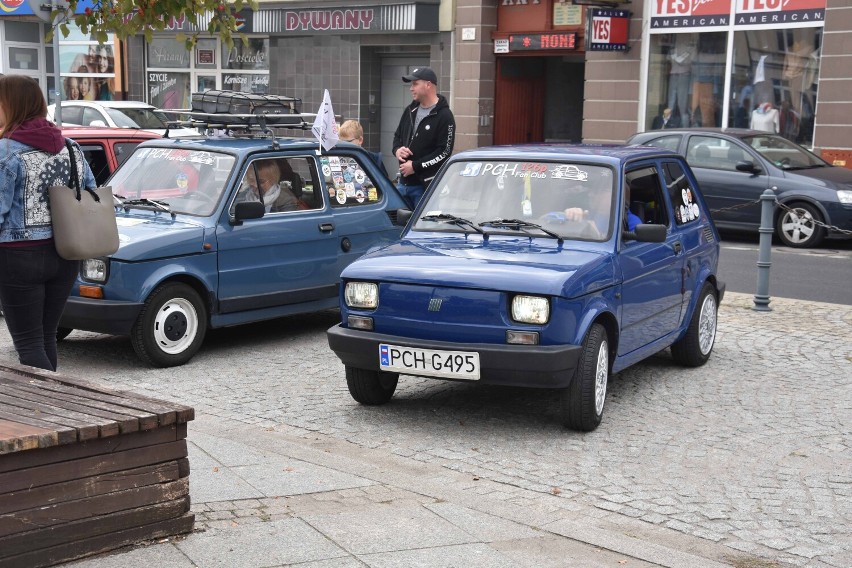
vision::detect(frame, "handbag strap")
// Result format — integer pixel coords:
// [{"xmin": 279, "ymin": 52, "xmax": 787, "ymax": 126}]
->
[{"xmin": 64, "ymin": 139, "xmax": 100, "ymax": 203}]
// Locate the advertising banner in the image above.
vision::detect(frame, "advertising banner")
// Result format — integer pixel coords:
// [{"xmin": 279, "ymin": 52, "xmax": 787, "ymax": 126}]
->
[
  {"xmin": 735, "ymin": 0, "xmax": 825, "ymax": 26},
  {"xmin": 587, "ymin": 9, "xmax": 630, "ymax": 52},
  {"xmin": 651, "ymin": 0, "xmax": 732, "ymax": 30}
]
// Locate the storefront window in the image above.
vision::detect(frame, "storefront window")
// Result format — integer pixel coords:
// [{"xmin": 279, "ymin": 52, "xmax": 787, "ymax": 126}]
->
[
  {"xmin": 729, "ymin": 29, "xmax": 821, "ymax": 146},
  {"xmin": 645, "ymin": 32, "xmax": 727, "ymax": 131},
  {"xmin": 222, "ymin": 38, "xmax": 269, "ymax": 71},
  {"xmin": 149, "ymin": 71, "xmax": 191, "ymax": 109}
]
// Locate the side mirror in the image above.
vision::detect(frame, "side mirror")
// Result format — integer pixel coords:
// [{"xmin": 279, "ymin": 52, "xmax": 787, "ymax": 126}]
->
[
  {"xmin": 89, "ymin": 120, "xmax": 107, "ymax": 127},
  {"xmin": 395, "ymin": 208, "xmax": 413, "ymax": 226},
  {"xmin": 624, "ymin": 223, "xmax": 667, "ymax": 243},
  {"xmin": 735, "ymin": 160, "xmax": 761, "ymax": 174},
  {"xmin": 231, "ymin": 201, "xmax": 265, "ymax": 225}
]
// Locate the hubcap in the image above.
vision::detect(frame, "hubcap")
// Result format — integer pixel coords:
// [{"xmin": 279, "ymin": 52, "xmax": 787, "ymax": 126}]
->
[
  {"xmin": 781, "ymin": 209, "xmax": 815, "ymax": 244},
  {"xmin": 698, "ymin": 294, "xmax": 717, "ymax": 355},
  {"xmin": 594, "ymin": 339, "xmax": 608, "ymax": 415},
  {"xmin": 153, "ymin": 298, "xmax": 198, "ymax": 355}
]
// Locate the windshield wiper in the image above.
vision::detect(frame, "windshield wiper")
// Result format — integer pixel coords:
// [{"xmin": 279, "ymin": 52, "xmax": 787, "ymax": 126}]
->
[
  {"xmin": 420, "ymin": 213, "xmax": 487, "ymax": 236},
  {"xmin": 479, "ymin": 218, "xmax": 564, "ymax": 243},
  {"xmin": 120, "ymin": 197, "xmax": 172, "ymax": 214}
]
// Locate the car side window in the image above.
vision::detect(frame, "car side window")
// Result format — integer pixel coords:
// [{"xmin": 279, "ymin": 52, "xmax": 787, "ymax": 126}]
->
[
  {"xmin": 640, "ymin": 135, "xmax": 681, "ymax": 153},
  {"xmin": 63, "ymin": 106, "xmax": 84, "ymax": 125},
  {"xmin": 79, "ymin": 144, "xmax": 111, "ymax": 186},
  {"xmin": 82, "ymin": 107, "xmax": 105, "ymax": 127},
  {"xmin": 322, "ymin": 156, "xmax": 383, "ymax": 208},
  {"xmin": 625, "ymin": 166, "xmax": 669, "ymax": 228},
  {"xmin": 662, "ymin": 161, "xmax": 702, "ymax": 225},
  {"xmin": 685, "ymin": 136, "xmax": 744, "ymax": 172},
  {"xmin": 114, "ymin": 142, "xmax": 144, "ymax": 167},
  {"xmin": 232, "ymin": 157, "xmax": 322, "ymax": 215}
]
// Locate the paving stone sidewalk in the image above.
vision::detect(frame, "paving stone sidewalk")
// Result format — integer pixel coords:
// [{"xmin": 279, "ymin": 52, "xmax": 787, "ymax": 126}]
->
[{"xmin": 0, "ymin": 292, "xmax": 848, "ymax": 567}]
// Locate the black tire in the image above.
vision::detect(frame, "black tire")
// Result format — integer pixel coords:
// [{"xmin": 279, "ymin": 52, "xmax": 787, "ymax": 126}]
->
[
  {"xmin": 776, "ymin": 202, "xmax": 825, "ymax": 248},
  {"xmin": 560, "ymin": 323, "xmax": 609, "ymax": 432},
  {"xmin": 56, "ymin": 327, "xmax": 73, "ymax": 341},
  {"xmin": 345, "ymin": 366, "xmax": 398, "ymax": 405},
  {"xmin": 671, "ymin": 283, "xmax": 717, "ymax": 367},
  {"xmin": 130, "ymin": 282, "xmax": 207, "ymax": 367}
]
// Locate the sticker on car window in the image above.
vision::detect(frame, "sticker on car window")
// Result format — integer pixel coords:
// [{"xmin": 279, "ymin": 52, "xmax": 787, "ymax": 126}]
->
[
  {"xmin": 459, "ymin": 163, "xmax": 483, "ymax": 176},
  {"xmin": 551, "ymin": 165, "xmax": 589, "ymax": 181}
]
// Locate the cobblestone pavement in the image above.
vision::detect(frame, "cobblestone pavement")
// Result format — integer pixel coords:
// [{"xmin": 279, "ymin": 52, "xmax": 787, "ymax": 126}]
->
[{"xmin": 2, "ymin": 292, "xmax": 850, "ymax": 567}]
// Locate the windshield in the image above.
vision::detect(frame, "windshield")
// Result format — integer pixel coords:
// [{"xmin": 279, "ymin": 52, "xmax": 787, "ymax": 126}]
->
[
  {"xmin": 742, "ymin": 134, "xmax": 827, "ymax": 170},
  {"xmin": 414, "ymin": 160, "xmax": 615, "ymax": 242},
  {"xmin": 109, "ymin": 147, "xmax": 236, "ymax": 216},
  {"xmin": 105, "ymin": 107, "xmax": 168, "ymax": 129}
]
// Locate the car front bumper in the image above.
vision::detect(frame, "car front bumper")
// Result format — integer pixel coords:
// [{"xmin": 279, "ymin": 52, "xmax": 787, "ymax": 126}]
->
[
  {"xmin": 327, "ymin": 325, "xmax": 582, "ymax": 389},
  {"xmin": 60, "ymin": 296, "xmax": 144, "ymax": 335}
]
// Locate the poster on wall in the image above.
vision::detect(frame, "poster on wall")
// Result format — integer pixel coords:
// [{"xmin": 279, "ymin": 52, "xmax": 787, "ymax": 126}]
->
[
  {"xmin": 651, "ymin": 0, "xmax": 732, "ymax": 30},
  {"xmin": 148, "ymin": 72, "xmax": 191, "ymax": 109},
  {"xmin": 735, "ymin": 0, "xmax": 825, "ymax": 26},
  {"xmin": 587, "ymin": 9, "xmax": 630, "ymax": 51},
  {"xmin": 59, "ymin": 41, "xmax": 116, "ymax": 101}
]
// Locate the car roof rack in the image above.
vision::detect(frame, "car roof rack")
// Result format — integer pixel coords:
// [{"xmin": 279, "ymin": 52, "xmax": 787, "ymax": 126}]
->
[{"xmin": 159, "ymin": 109, "xmax": 319, "ymax": 150}]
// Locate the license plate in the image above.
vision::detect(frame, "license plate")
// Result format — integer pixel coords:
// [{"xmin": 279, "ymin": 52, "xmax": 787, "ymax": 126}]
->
[{"xmin": 379, "ymin": 344, "xmax": 480, "ymax": 380}]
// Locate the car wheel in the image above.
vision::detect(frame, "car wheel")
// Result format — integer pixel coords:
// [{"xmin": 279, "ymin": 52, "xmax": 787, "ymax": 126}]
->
[
  {"xmin": 776, "ymin": 202, "xmax": 824, "ymax": 248},
  {"xmin": 131, "ymin": 282, "xmax": 207, "ymax": 367},
  {"xmin": 57, "ymin": 327, "xmax": 73, "ymax": 341},
  {"xmin": 560, "ymin": 323, "xmax": 608, "ymax": 432},
  {"xmin": 345, "ymin": 366, "xmax": 399, "ymax": 405},
  {"xmin": 671, "ymin": 283, "xmax": 717, "ymax": 367}
]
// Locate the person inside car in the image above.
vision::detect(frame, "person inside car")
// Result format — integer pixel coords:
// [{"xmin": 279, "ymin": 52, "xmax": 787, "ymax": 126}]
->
[
  {"xmin": 240, "ymin": 159, "xmax": 308, "ymax": 213},
  {"xmin": 563, "ymin": 182, "xmax": 642, "ymax": 236}
]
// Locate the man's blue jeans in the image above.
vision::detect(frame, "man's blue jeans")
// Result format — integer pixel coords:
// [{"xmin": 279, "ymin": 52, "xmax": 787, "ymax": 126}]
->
[
  {"xmin": 397, "ymin": 183, "xmax": 425, "ymax": 210},
  {"xmin": 0, "ymin": 241, "xmax": 79, "ymax": 371}
]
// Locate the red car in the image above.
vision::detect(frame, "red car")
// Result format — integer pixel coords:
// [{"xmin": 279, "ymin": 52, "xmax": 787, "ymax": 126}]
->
[{"xmin": 62, "ymin": 126, "xmax": 161, "ymax": 186}]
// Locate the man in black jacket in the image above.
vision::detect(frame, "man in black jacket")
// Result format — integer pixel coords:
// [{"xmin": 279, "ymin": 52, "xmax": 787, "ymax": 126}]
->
[{"xmin": 392, "ymin": 67, "xmax": 455, "ymax": 209}]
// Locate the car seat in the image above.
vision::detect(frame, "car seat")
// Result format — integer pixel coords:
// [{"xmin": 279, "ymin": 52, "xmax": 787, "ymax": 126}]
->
[{"xmin": 726, "ymin": 145, "xmax": 747, "ymax": 164}]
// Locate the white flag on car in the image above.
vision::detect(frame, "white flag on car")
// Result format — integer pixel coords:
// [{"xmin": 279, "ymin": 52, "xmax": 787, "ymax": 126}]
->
[{"xmin": 311, "ymin": 89, "xmax": 339, "ymax": 152}]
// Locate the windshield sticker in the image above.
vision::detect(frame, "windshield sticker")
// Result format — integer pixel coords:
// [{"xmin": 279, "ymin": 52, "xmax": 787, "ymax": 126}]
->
[
  {"xmin": 355, "ymin": 189, "xmax": 366, "ymax": 203},
  {"xmin": 133, "ymin": 148, "xmax": 216, "ymax": 165},
  {"xmin": 336, "ymin": 189, "xmax": 347, "ymax": 205},
  {"xmin": 322, "ymin": 163, "xmax": 332, "ymax": 177},
  {"xmin": 551, "ymin": 165, "xmax": 589, "ymax": 181},
  {"xmin": 176, "ymin": 172, "xmax": 189, "ymax": 190},
  {"xmin": 459, "ymin": 162, "xmax": 595, "ymax": 180},
  {"xmin": 368, "ymin": 188, "xmax": 378, "ymax": 201},
  {"xmin": 459, "ymin": 163, "xmax": 483, "ymax": 176},
  {"xmin": 329, "ymin": 157, "xmax": 341, "ymax": 170},
  {"xmin": 354, "ymin": 170, "xmax": 366, "ymax": 184}
]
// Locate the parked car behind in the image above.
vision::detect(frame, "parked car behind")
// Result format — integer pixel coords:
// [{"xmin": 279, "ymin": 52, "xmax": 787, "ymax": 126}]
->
[
  {"xmin": 327, "ymin": 145, "xmax": 725, "ymax": 431},
  {"xmin": 58, "ymin": 134, "xmax": 407, "ymax": 367},
  {"xmin": 626, "ymin": 128, "xmax": 852, "ymax": 248},
  {"xmin": 48, "ymin": 101, "xmax": 200, "ymax": 138}
]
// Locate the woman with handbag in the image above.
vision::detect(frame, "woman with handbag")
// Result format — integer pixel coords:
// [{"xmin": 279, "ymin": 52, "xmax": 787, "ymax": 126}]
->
[{"xmin": 0, "ymin": 75, "xmax": 96, "ymax": 371}]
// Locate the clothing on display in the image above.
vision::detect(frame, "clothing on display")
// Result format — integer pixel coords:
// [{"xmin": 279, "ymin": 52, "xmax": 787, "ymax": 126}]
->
[{"xmin": 750, "ymin": 102, "xmax": 779, "ymax": 133}]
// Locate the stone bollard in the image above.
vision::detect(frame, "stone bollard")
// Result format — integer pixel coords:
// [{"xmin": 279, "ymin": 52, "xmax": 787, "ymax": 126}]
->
[{"xmin": 752, "ymin": 188, "xmax": 775, "ymax": 311}]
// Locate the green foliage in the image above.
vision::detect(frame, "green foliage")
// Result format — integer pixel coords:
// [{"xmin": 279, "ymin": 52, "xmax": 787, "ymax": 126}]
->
[{"xmin": 46, "ymin": 0, "xmax": 258, "ymax": 49}]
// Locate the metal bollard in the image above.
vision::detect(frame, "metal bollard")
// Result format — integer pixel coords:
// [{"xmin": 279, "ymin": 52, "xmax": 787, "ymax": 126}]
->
[{"xmin": 752, "ymin": 188, "xmax": 775, "ymax": 311}]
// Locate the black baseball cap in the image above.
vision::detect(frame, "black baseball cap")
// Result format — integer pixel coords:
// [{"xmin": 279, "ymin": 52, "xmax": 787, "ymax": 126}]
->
[{"xmin": 402, "ymin": 67, "xmax": 438, "ymax": 85}]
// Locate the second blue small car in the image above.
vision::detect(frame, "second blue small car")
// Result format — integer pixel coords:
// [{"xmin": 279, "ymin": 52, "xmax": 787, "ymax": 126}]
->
[{"xmin": 327, "ymin": 145, "xmax": 725, "ymax": 431}]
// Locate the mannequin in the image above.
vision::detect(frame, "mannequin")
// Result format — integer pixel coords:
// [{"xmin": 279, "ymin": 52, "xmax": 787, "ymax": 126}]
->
[
  {"xmin": 750, "ymin": 102, "xmax": 780, "ymax": 133},
  {"xmin": 667, "ymin": 34, "xmax": 696, "ymax": 125}
]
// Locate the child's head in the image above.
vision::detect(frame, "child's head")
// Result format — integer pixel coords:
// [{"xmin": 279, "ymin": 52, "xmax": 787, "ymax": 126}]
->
[
  {"xmin": 338, "ymin": 120, "xmax": 364, "ymax": 145},
  {"xmin": 65, "ymin": 77, "xmax": 80, "ymax": 100},
  {"xmin": 80, "ymin": 77, "xmax": 91, "ymax": 97}
]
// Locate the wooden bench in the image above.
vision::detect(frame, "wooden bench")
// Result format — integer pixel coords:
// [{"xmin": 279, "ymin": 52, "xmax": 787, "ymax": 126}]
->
[{"xmin": 0, "ymin": 363, "xmax": 195, "ymax": 567}]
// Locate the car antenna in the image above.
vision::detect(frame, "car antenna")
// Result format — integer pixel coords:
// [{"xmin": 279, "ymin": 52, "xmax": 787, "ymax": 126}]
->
[{"xmin": 256, "ymin": 114, "xmax": 279, "ymax": 150}]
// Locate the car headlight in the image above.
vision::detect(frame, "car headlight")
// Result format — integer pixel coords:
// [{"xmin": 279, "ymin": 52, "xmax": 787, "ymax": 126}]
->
[
  {"xmin": 511, "ymin": 295, "xmax": 549, "ymax": 324},
  {"xmin": 837, "ymin": 190, "xmax": 852, "ymax": 205},
  {"xmin": 81, "ymin": 258, "xmax": 108, "ymax": 282},
  {"xmin": 344, "ymin": 282, "xmax": 378, "ymax": 309}
]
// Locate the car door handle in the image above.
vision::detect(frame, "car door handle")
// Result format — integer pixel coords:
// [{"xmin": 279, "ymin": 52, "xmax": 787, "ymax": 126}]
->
[
  {"xmin": 319, "ymin": 223, "xmax": 334, "ymax": 232},
  {"xmin": 672, "ymin": 241, "xmax": 683, "ymax": 255}
]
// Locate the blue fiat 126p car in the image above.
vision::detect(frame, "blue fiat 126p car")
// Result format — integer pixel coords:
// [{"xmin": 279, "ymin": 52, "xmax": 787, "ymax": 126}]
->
[
  {"xmin": 327, "ymin": 145, "xmax": 725, "ymax": 431},
  {"xmin": 59, "ymin": 127, "xmax": 407, "ymax": 367}
]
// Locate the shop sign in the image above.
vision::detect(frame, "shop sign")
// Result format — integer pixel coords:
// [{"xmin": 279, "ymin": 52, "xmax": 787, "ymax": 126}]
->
[
  {"xmin": 735, "ymin": 0, "xmax": 825, "ymax": 26},
  {"xmin": 284, "ymin": 9, "xmax": 374, "ymax": 31},
  {"xmin": 505, "ymin": 32, "xmax": 577, "ymax": 52},
  {"xmin": 148, "ymin": 39, "xmax": 190, "ymax": 69},
  {"xmin": 587, "ymin": 9, "xmax": 629, "ymax": 51},
  {"xmin": 494, "ymin": 39, "xmax": 509, "ymax": 53},
  {"xmin": 651, "ymin": 0, "xmax": 732, "ymax": 29}
]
